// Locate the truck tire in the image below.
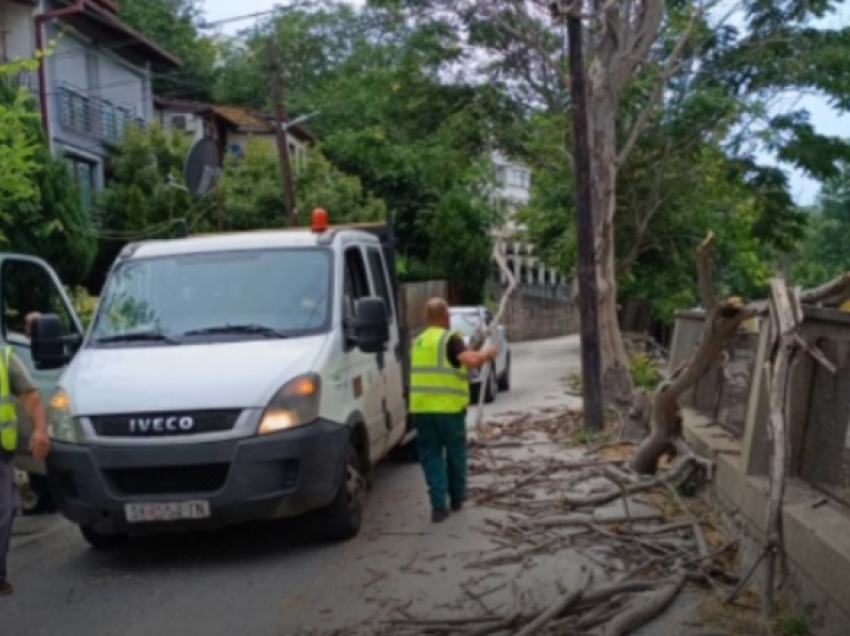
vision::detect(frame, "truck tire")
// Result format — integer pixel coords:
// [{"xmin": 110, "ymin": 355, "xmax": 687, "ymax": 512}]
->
[
  {"xmin": 317, "ymin": 444, "xmax": 366, "ymax": 542},
  {"xmin": 498, "ymin": 354, "xmax": 511, "ymax": 392},
  {"xmin": 80, "ymin": 525, "xmax": 128, "ymax": 551}
]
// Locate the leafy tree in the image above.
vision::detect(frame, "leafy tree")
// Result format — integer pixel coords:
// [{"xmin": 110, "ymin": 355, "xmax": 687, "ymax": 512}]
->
[
  {"xmin": 214, "ymin": 4, "xmax": 515, "ymax": 301},
  {"xmin": 0, "ymin": 60, "xmax": 44, "ymax": 225},
  {"xmin": 793, "ymin": 164, "xmax": 850, "ymax": 287},
  {"xmin": 219, "ymin": 140, "xmax": 386, "ymax": 231},
  {"xmin": 116, "ymin": 0, "xmax": 218, "ymax": 101},
  {"xmin": 375, "ymin": 0, "xmax": 850, "ymax": 402},
  {"xmin": 0, "ymin": 72, "xmax": 96, "ymax": 285},
  {"xmin": 97, "ymin": 124, "xmax": 202, "ymax": 238}
]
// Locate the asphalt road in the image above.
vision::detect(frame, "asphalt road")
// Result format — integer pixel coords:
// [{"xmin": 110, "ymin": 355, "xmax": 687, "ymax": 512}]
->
[{"xmin": 5, "ymin": 336, "xmax": 582, "ymax": 636}]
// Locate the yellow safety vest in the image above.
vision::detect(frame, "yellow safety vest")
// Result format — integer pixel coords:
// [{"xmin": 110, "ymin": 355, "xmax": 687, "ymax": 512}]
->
[
  {"xmin": 0, "ymin": 347, "xmax": 17, "ymax": 452},
  {"xmin": 410, "ymin": 327, "xmax": 469, "ymax": 414}
]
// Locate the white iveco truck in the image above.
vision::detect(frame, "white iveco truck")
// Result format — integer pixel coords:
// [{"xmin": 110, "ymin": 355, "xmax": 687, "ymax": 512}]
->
[{"xmin": 27, "ymin": 210, "xmax": 419, "ymax": 548}]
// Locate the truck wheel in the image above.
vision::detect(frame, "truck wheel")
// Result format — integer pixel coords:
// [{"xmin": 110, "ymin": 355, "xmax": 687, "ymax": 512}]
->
[
  {"xmin": 498, "ymin": 355, "xmax": 511, "ymax": 392},
  {"xmin": 80, "ymin": 525, "xmax": 128, "ymax": 551},
  {"xmin": 318, "ymin": 445, "xmax": 366, "ymax": 542},
  {"xmin": 484, "ymin": 364, "xmax": 497, "ymax": 404}
]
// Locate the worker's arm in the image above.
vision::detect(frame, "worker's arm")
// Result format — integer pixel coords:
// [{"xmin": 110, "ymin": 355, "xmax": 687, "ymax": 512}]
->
[
  {"xmin": 457, "ymin": 343, "xmax": 498, "ymax": 370},
  {"xmin": 10, "ymin": 354, "xmax": 50, "ymax": 461}
]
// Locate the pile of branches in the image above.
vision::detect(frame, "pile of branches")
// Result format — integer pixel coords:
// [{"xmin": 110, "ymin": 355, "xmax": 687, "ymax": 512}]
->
[{"xmin": 386, "ymin": 411, "xmax": 739, "ymax": 636}]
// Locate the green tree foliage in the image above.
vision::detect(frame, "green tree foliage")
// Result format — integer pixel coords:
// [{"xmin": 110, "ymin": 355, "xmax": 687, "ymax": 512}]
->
[
  {"xmin": 219, "ymin": 139, "xmax": 386, "ymax": 231},
  {"xmin": 97, "ymin": 125, "xmax": 202, "ymax": 238},
  {"xmin": 213, "ymin": 5, "xmax": 513, "ymax": 299},
  {"xmin": 115, "ymin": 0, "xmax": 218, "ymax": 101},
  {"xmin": 793, "ymin": 165, "xmax": 850, "ymax": 286},
  {"xmin": 0, "ymin": 74, "xmax": 97, "ymax": 285},
  {"xmin": 0, "ymin": 60, "xmax": 44, "ymax": 224}
]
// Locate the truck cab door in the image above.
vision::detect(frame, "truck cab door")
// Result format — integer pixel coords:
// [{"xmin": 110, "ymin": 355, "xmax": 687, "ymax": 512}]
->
[
  {"xmin": 365, "ymin": 246, "xmax": 405, "ymax": 448},
  {"xmin": 341, "ymin": 245, "xmax": 388, "ymax": 463},
  {"xmin": 0, "ymin": 255, "xmax": 83, "ymax": 475}
]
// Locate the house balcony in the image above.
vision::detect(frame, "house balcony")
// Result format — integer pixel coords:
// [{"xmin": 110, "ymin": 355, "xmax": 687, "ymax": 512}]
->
[
  {"xmin": 56, "ymin": 83, "xmax": 144, "ymax": 144},
  {"xmin": 4, "ymin": 69, "xmax": 40, "ymax": 109}
]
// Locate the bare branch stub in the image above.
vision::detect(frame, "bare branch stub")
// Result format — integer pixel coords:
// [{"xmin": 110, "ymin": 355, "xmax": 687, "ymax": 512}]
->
[{"xmin": 695, "ymin": 231, "xmax": 717, "ymax": 313}]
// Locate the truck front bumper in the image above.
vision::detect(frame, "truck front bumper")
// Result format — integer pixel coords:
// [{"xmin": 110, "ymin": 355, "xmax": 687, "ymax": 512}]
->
[{"xmin": 45, "ymin": 419, "xmax": 349, "ymax": 535}]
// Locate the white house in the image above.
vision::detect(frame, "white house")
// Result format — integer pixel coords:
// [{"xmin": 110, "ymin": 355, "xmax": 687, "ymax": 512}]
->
[
  {"xmin": 489, "ymin": 151, "xmax": 564, "ymax": 288},
  {"xmin": 154, "ymin": 97, "xmax": 315, "ymax": 168},
  {"xmin": 0, "ymin": 0, "xmax": 181, "ymax": 214}
]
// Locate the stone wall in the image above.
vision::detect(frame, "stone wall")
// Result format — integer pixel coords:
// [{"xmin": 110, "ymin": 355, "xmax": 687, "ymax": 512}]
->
[{"xmin": 489, "ymin": 283, "xmax": 575, "ymax": 342}]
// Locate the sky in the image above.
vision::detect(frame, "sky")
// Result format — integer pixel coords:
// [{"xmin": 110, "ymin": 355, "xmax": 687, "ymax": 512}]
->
[{"xmin": 200, "ymin": 0, "xmax": 850, "ymax": 206}]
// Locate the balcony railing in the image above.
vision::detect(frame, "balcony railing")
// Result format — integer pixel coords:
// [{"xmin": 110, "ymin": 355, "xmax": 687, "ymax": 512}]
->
[
  {"xmin": 1, "ymin": 69, "xmax": 40, "ymax": 108},
  {"xmin": 57, "ymin": 84, "xmax": 145, "ymax": 143}
]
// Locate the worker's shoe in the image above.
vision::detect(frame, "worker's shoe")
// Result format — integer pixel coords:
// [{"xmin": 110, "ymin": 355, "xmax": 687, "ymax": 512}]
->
[
  {"xmin": 0, "ymin": 580, "xmax": 14, "ymax": 597},
  {"xmin": 450, "ymin": 498, "xmax": 465, "ymax": 512},
  {"xmin": 431, "ymin": 508, "xmax": 450, "ymax": 523}
]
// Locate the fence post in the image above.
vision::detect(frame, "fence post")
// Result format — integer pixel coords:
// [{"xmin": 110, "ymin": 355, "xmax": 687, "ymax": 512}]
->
[{"xmin": 741, "ymin": 319, "xmax": 773, "ymax": 475}]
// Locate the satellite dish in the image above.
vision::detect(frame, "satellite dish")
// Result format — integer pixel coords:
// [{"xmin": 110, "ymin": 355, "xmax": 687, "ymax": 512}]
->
[{"xmin": 184, "ymin": 137, "xmax": 221, "ymax": 198}]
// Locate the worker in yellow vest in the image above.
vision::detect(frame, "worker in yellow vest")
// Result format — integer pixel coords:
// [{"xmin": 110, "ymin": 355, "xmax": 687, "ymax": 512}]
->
[
  {"xmin": 410, "ymin": 298, "xmax": 498, "ymax": 523},
  {"xmin": 0, "ymin": 347, "xmax": 50, "ymax": 597}
]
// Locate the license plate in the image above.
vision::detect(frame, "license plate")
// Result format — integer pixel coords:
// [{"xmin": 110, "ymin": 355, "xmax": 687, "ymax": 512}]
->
[{"xmin": 124, "ymin": 501, "xmax": 211, "ymax": 524}]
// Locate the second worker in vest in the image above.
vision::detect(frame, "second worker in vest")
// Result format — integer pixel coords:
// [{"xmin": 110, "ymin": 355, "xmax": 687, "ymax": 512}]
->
[
  {"xmin": 410, "ymin": 298, "xmax": 499, "ymax": 523},
  {"xmin": 0, "ymin": 348, "xmax": 50, "ymax": 596}
]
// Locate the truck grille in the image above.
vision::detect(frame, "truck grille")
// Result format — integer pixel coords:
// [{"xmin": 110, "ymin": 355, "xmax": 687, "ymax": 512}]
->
[
  {"xmin": 106, "ymin": 464, "xmax": 230, "ymax": 496},
  {"xmin": 90, "ymin": 410, "xmax": 241, "ymax": 437}
]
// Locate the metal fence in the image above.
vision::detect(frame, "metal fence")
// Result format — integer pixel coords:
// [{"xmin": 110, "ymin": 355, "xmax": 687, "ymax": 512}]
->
[{"xmin": 56, "ymin": 83, "xmax": 144, "ymax": 143}]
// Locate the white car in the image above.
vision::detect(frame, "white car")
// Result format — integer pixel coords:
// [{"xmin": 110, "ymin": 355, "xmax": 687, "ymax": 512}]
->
[{"xmin": 449, "ymin": 306, "xmax": 511, "ymax": 404}]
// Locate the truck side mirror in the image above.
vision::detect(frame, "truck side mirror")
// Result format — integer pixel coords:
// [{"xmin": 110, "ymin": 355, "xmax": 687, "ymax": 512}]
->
[
  {"xmin": 353, "ymin": 297, "xmax": 389, "ymax": 354},
  {"xmin": 31, "ymin": 314, "xmax": 75, "ymax": 370}
]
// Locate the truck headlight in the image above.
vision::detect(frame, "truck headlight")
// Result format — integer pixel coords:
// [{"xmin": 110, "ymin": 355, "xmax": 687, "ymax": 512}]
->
[
  {"xmin": 48, "ymin": 388, "xmax": 81, "ymax": 443},
  {"xmin": 258, "ymin": 374, "xmax": 321, "ymax": 435}
]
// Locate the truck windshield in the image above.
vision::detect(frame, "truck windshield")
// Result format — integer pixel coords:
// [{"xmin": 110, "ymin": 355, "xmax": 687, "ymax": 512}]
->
[{"xmin": 89, "ymin": 248, "xmax": 332, "ymax": 345}]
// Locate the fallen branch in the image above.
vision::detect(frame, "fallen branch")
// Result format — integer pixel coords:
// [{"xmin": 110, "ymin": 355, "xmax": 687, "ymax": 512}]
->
[
  {"xmin": 599, "ymin": 570, "xmax": 687, "ymax": 636},
  {"xmin": 513, "ymin": 569, "xmax": 590, "ymax": 636}
]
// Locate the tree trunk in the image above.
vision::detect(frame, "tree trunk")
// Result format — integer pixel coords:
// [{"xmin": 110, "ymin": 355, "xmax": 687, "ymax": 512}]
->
[{"xmin": 587, "ymin": 65, "xmax": 633, "ymax": 404}]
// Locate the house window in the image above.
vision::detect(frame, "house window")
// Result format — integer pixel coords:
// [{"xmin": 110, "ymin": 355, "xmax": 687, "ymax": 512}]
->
[
  {"xmin": 65, "ymin": 154, "xmax": 97, "ymax": 216},
  {"xmin": 100, "ymin": 101, "xmax": 116, "ymax": 140}
]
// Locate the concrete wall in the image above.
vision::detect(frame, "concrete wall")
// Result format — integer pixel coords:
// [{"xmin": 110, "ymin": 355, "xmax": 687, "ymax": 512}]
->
[
  {"xmin": 671, "ymin": 309, "xmax": 850, "ymax": 634},
  {"xmin": 489, "ymin": 283, "xmax": 575, "ymax": 342}
]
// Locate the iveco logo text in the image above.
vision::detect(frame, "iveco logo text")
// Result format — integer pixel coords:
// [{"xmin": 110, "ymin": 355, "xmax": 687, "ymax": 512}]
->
[{"xmin": 129, "ymin": 417, "xmax": 195, "ymax": 433}]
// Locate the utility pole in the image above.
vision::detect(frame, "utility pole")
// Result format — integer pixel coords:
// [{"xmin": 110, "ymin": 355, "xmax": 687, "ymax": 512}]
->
[
  {"xmin": 566, "ymin": 10, "xmax": 604, "ymax": 432},
  {"xmin": 266, "ymin": 37, "xmax": 298, "ymax": 226}
]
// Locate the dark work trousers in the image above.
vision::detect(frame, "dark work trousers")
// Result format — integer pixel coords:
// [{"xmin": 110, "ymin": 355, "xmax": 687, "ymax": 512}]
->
[
  {"xmin": 414, "ymin": 411, "xmax": 468, "ymax": 511},
  {"xmin": 0, "ymin": 451, "xmax": 18, "ymax": 583}
]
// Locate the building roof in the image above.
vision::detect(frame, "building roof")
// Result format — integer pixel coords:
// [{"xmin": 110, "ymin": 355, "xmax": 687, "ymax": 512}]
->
[
  {"xmin": 153, "ymin": 97, "xmax": 316, "ymax": 144},
  {"xmin": 212, "ymin": 105, "xmax": 273, "ymax": 134},
  {"xmin": 53, "ymin": 0, "xmax": 182, "ymax": 69}
]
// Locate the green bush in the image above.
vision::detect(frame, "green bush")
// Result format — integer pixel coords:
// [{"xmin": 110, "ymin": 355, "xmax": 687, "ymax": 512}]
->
[{"xmin": 630, "ymin": 352, "xmax": 661, "ymax": 391}]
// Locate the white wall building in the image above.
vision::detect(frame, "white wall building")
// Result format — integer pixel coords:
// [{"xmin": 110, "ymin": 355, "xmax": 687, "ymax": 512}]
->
[{"xmin": 489, "ymin": 151, "xmax": 565, "ymax": 289}]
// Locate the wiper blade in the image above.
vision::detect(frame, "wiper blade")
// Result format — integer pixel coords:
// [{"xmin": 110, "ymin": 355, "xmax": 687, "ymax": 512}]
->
[
  {"xmin": 96, "ymin": 332, "xmax": 180, "ymax": 344},
  {"xmin": 182, "ymin": 324, "xmax": 288, "ymax": 338}
]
